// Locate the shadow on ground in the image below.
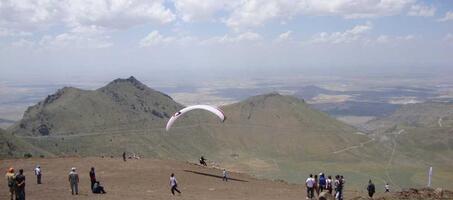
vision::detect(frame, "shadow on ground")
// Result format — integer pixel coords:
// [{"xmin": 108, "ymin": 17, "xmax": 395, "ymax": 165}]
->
[{"xmin": 183, "ymin": 170, "xmax": 249, "ymax": 182}]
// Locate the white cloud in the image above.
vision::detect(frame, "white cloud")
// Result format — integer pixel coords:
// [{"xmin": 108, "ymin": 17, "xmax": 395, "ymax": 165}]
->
[
  {"xmin": 310, "ymin": 23, "xmax": 372, "ymax": 44},
  {"xmin": 0, "ymin": 0, "xmax": 175, "ymax": 32},
  {"xmin": 62, "ymin": 0, "xmax": 175, "ymax": 29},
  {"xmin": 173, "ymin": 0, "xmax": 233, "ymax": 22},
  {"xmin": 11, "ymin": 39, "xmax": 36, "ymax": 48},
  {"xmin": 140, "ymin": 31, "xmax": 175, "ymax": 47},
  {"xmin": 407, "ymin": 4, "xmax": 436, "ymax": 17},
  {"xmin": 203, "ymin": 32, "xmax": 262, "ymax": 44},
  {"xmin": 445, "ymin": 33, "xmax": 453, "ymax": 42},
  {"xmin": 376, "ymin": 34, "xmax": 415, "ymax": 44},
  {"xmin": 438, "ymin": 11, "xmax": 453, "ymax": 22},
  {"xmin": 139, "ymin": 30, "xmax": 195, "ymax": 47},
  {"xmin": 39, "ymin": 26, "xmax": 113, "ymax": 49},
  {"xmin": 275, "ymin": 31, "xmax": 293, "ymax": 42},
  {"xmin": 0, "ymin": 28, "xmax": 32, "ymax": 37},
  {"xmin": 0, "ymin": 0, "xmax": 60, "ymax": 31},
  {"xmin": 225, "ymin": 0, "xmax": 414, "ymax": 30}
]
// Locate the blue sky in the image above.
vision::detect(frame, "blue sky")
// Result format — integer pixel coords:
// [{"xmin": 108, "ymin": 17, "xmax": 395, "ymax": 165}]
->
[{"xmin": 0, "ymin": 0, "xmax": 452, "ymax": 82}]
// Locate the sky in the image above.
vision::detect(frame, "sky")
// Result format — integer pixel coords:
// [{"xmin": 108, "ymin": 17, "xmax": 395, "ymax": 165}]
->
[{"xmin": 1, "ymin": 0, "xmax": 453, "ymax": 83}]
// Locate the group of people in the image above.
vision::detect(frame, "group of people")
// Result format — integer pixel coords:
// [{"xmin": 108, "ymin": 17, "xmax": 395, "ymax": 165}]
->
[
  {"xmin": 5, "ymin": 168, "xmax": 26, "ymax": 200},
  {"xmin": 67, "ymin": 166, "xmax": 106, "ymax": 195},
  {"xmin": 305, "ymin": 173, "xmax": 345, "ymax": 200},
  {"xmin": 5, "ymin": 165, "xmax": 106, "ymax": 200}
]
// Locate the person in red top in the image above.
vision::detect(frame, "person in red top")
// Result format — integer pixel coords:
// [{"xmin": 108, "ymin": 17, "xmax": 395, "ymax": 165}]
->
[{"xmin": 89, "ymin": 167, "xmax": 96, "ymax": 191}]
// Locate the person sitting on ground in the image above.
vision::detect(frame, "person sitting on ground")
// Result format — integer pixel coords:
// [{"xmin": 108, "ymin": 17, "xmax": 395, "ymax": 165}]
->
[
  {"xmin": 92, "ymin": 181, "xmax": 106, "ymax": 194},
  {"xmin": 367, "ymin": 179, "xmax": 375, "ymax": 198},
  {"xmin": 199, "ymin": 156, "xmax": 207, "ymax": 166}
]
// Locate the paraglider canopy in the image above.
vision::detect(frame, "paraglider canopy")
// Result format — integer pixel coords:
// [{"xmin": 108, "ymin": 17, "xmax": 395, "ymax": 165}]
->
[{"xmin": 166, "ymin": 105, "xmax": 226, "ymax": 131}]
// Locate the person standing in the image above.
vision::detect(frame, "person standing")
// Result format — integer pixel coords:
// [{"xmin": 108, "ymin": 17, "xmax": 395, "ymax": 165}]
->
[
  {"xmin": 334, "ymin": 175, "xmax": 342, "ymax": 200},
  {"xmin": 34, "ymin": 165, "xmax": 42, "ymax": 184},
  {"xmin": 367, "ymin": 180, "xmax": 375, "ymax": 198},
  {"xmin": 122, "ymin": 152, "xmax": 127, "ymax": 162},
  {"xmin": 314, "ymin": 174, "xmax": 319, "ymax": 197},
  {"xmin": 326, "ymin": 175, "xmax": 333, "ymax": 194},
  {"xmin": 306, "ymin": 174, "xmax": 315, "ymax": 199},
  {"xmin": 68, "ymin": 167, "xmax": 79, "ymax": 195},
  {"xmin": 222, "ymin": 169, "xmax": 228, "ymax": 182},
  {"xmin": 15, "ymin": 169, "xmax": 26, "ymax": 200},
  {"xmin": 319, "ymin": 173, "xmax": 326, "ymax": 193},
  {"xmin": 89, "ymin": 167, "xmax": 96, "ymax": 191},
  {"xmin": 5, "ymin": 168, "xmax": 16, "ymax": 200},
  {"xmin": 385, "ymin": 183, "xmax": 390, "ymax": 193},
  {"xmin": 170, "ymin": 173, "xmax": 181, "ymax": 195}
]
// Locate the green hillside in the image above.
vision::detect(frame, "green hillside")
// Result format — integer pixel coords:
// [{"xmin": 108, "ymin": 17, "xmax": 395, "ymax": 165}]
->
[{"xmin": 6, "ymin": 77, "xmax": 451, "ymax": 189}]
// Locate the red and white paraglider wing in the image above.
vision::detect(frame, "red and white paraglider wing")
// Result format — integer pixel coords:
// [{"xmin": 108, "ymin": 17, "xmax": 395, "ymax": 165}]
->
[{"xmin": 165, "ymin": 105, "xmax": 225, "ymax": 131}]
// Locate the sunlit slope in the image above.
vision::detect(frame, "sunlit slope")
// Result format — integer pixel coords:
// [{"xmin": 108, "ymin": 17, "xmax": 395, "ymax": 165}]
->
[
  {"xmin": 7, "ymin": 77, "xmax": 448, "ymax": 189},
  {"xmin": 9, "ymin": 76, "xmax": 182, "ymax": 136},
  {"xmin": 0, "ymin": 128, "xmax": 52, "ymax": 158}
]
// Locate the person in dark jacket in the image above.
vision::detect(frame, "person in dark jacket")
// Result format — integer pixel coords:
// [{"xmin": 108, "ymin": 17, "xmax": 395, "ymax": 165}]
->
[
  {"xmin": 89, "ymin": 167, "xmax": 96, "ymax": 190},
  {"xmin": 367, "ymin": 180, "xmax": 376, "ymax": 198},
  {"xmin": 319, "ymin": 173, "xmax": 326, "ymax": 193},
  {"xmin": 15, "ymin": 169, "xmax": 26, "ymax": 200}
]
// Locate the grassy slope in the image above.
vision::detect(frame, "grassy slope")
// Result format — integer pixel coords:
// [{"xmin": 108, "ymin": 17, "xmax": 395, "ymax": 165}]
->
[{"xmin": 6, "ymin": 78, "xmax": 452, "ymax": 189}]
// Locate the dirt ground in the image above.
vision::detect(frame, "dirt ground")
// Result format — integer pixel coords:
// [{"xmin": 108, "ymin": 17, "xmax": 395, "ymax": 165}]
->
[{"xmin": 0, "ymin": 157, "xmax": 421, "ymax": 200}]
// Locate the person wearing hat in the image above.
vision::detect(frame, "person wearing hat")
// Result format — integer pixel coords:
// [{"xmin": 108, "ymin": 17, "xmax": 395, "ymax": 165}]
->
[
  {"xmin": 5, "ymin": 167, "xmax": 16, "ymax": 200},
  {"xmin": 68, "ymin": 167, "xmax": 79, "ymax": 195},
  {"xmin": 34, "ymin": 165, "xmax": 42, "ymax": 184}
]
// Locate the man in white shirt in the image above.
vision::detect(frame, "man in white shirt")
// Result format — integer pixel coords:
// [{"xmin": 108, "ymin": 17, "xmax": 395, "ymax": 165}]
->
[
  {"xmin": 170, "ymin": 173, "xmax": 181, "ymax": 195},
  {"xmin": 34, "ymin": 165, "xmax": 42, "ymax": 184},
  {"xmin": 306, "ymin": 174, "xmax": 315, "ymax": 199}
]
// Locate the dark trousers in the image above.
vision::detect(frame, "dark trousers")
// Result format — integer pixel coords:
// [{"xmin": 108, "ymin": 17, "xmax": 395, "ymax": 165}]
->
[
  {"xmin": 319, "ymin": 185, "xmax": 325, "ymax": 192},
  {"xmin": 307, "ymin": 187, "xmax": 314, "ymax": 199},
  {"xmin": 37, "ymin": 174, "xmax": 42, "ymax": 184},
  {"xmin": 16, "ymin": 189, "xmax": 25, "ymax": 200},
  {"xmin": 171, "ymin": 185, "xmax": 181, "ymax": 195},
  {"xmin": 368, "ymin": 192, "xmax": 374, "ymax": 198},
  {"xmin": 223, "ymin": 176, "xmax": 228, "ymax": 181}
]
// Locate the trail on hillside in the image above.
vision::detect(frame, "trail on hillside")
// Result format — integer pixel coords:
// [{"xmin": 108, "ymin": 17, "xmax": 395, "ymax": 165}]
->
[
  {"xmin": 385, "ymin": 129, "xmax": 404, "ymax": 191},
  {"xmin": 332, "ymin": 138, "xmax": 375, "ymax": 154}
]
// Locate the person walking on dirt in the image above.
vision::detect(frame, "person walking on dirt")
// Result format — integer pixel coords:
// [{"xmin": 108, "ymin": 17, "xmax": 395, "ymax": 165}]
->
[
  {"xmin": 5, "ymin": 168, "xmax": 16, "ymax": 200},
  {"xmin": 367, "ymin": 180, "xmax": 375, "ymax": 198},
  {"xmin": 34, "ymin": 165, "xmax": 42, "ymax": 184},
  {"xmin": 170, "ymin": 173, "xmax": 181, "ymax": 195},
  {"xmin": 385, "ymin": 183, "xmax": 390, "ymax": 193},
  {"xmin": 15, "ymin": 169, "xmax": 26, "ymax": 200},
  {"xmin": 306, "ymin": 174, "xmax": 315, "ymax": 199},
  {"xmin": 68, "ymin": 167, "xmax": 79, "ymax": 195},
  {"xmin": 222, "ymin": 169, "xmax": 228, "ymax": 182},
  {"xmin": 89, "ymin": 167, "xmax": 96, "ymax": 191},
  {"xmin": 326, "ymin": 175, "xmax": 333, "ymax": 194},
  {"xmin": 319, "ymin": 173, "xmax": 326, "ymax": 193},
  {"xmin": 123, "ymin": 152, "xmax": 127, "ymax": 162}
]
